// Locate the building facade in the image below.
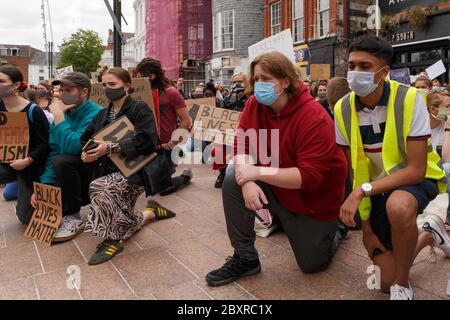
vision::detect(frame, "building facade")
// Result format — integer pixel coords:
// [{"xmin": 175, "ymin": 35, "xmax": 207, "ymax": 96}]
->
[
  {"xmin": 210, "ymin": 0, "xmax": 265, "ymax": 86},
  {"xmin": 263, "ymin": 0, "xmax": 348, "ymax": 78},
  {"xmin": 29, "ymin": 51, "xmax": 61, "ymax": 85},
  {"xmin": 99, "ymin": 30, "xmax": 137, "ymax": 69},
  {"xmin": 0, "ymin": 45, "xmax": 41, "ymax": 82},
  {"xmin": 129, "ymin": 0, "xmax": 147, "ymax": 64},
  {"xmin": 349, "ymin": 0, "xmax": 450, "ymax": 83},
  {"xmin": 145, "ymin": 0, "xmax": 212, "ymax": 92}
]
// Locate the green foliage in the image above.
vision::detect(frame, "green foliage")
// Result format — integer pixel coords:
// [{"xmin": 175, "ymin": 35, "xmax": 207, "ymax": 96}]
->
[{"xmin": 58, "ymin": 29, "xmax": 104, "ymax": 76}]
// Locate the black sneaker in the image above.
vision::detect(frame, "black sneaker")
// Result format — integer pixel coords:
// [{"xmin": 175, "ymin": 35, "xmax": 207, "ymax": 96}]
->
[
  {"xmin": 160, "ymin": 169, "xmax": 193, "ymax": 196},
  {"xmin": 214, "ymin": 169, "xmax": 226, "ymax": 188},
  {"xmin": 205, "ymin": 254, "xmax": 261, "ymax": 287}
]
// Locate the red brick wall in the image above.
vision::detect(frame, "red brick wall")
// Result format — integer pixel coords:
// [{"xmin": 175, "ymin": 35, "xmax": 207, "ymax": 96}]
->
[
  {"xmin": 264, "ymin": 0, "xmax": 343, "ymax": 41},
  {"xmin": 0, "ymin": 56, "xmax": 30, "ymax": 82}
]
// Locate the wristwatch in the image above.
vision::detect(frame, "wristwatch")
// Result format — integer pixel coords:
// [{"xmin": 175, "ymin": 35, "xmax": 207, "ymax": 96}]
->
[{"xmin": 361, "ymin": 183, "xmax": 373, "ymax": 197}]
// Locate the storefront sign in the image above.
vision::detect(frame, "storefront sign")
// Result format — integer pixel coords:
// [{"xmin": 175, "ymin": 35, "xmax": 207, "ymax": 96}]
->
[
  {"xmin": 294, "ymin": 44, "xmax": 310, "ymax": 67},
  {"xmin": 389, "ymin": 31, "xmax": 415, "ymax": 43}
]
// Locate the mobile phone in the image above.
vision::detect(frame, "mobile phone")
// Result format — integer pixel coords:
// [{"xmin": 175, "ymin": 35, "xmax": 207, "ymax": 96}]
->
[{"xmin": 82, "ymin": 139, "xmax": 98, "ymax": 152}]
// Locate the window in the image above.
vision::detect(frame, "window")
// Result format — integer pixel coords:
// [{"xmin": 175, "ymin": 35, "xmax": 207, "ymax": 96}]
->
[
  {"xmin": 271, "ymin": 2, "xmax": 281, "ymax": 35},
  {"xmin": 317, "ymin": 0, "xmax": 330, "ymax": 37},
  {"xmin": 39, "ymin": 76, "xmax": 44, "ymax": 81},
  {"xmin": 0, "ymin": 48, "xmax": 7, "ymax": 56},
  {"xmin": 292, "ymin": 0, "xmax": 304, "ymax": 43},
  {"xmin": 39, "ymin": 68, "xmax": 44, "ymax": 73},
  {"xmin": 213, "ymin": 10, "xmax": 234, "ymax": 52},
  {"xmin": 11, "ymin": 49, "xmax": 18, "ymax": 56}
]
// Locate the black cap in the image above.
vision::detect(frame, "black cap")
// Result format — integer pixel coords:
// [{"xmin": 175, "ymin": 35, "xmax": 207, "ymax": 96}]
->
[{"xmin": 52, "ymin": 72, "xmax": 91, "ymax": 91}]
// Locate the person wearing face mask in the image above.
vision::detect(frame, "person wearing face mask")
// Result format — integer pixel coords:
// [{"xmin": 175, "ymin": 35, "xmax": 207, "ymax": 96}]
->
[
  {"xmin": 335, "ymin": 36, "xmax": 449, "ymax": 300},
  {"xmin": 30, "ymin": 72, "xmax": 102, "ymax": 243},
  {"xmin": 314, "ymin": 80, "xmax": 333, "ymax": 119},
  {"xmin": 136, "ymin": 58, "xmax": 193, "ymax": 196},
  {"xmin": 433, "ymin": 91, "xmax": 450, "ymax": 231},
  {"xmin": 205, "ymin": 52, "xmax": 348, "ymax": 287},
  {"xmin": 414, "ymin": 76, "xmax": 432, "ymax": 96},
  {"xmin": 432, "ymin": 79, "xmax": 441, "ymax": 92},
  {"xmin": 0, "ymin": 66, "xmax": 50, "ymax": 224},
  {"xmin": 35, "ymin": 81, "xmax": 54, "ymax": 123},
  {"xmin": 80, "ymin": 68, "xmax": 169, "ymax": 265}
]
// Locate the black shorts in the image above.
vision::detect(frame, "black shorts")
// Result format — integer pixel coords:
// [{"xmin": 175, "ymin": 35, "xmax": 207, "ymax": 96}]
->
[{"xmin": 370, "ymin": 179, "xmax": 439, "ymax": 257}]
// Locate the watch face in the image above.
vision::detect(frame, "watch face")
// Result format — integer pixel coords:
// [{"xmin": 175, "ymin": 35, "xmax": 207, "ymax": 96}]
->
[{"xmin": 362, "ymin": 184, "xmax": 371, "ymax": 192}]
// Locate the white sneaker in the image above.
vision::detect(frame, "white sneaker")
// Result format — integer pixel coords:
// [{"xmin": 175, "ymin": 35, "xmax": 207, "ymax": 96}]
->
[
  {"xmin": 390, "ymin": 283, "xmax": 414, "ymax": 300},
  {"xmin": 422, "ymin": 214, "xmax": 450, "ymax": 258},
  {"xmin": 53, "ymin": 214, "xmax": 85, "ymax": 243}
]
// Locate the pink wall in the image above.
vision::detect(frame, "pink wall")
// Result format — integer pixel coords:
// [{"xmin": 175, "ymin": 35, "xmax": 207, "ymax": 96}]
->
[{"xmin": 146, "ymin": 0, "xmax": 181, "ymax": 79}]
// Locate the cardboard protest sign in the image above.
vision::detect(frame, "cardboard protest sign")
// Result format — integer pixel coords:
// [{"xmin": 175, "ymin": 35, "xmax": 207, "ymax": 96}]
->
[
  {"xmin": 192, "ymin": 105, "xmax": 242, "ymax": 146},
  {"xmin": 90, "ymin": 78, "xmax": 155, "ymax": 115},
  {"xmin": 248, "ymin": 29, "xmax": 296, "ymax": 65},
  {"xmin": 185, "ymin": 97, "xmax": 216, "ymax": 121},
  {"xmin": 54, "ymin": 65, "xmax": 75, "ymax": 80},
  {"xmin": 0, "ymin": 112, "xmax": 29, "ymax": 163},
  {"xmin": 310, "ymin": 64, "xmax": 331, "ymax": 81},
  {"xmin": 299, "ymin": 67, "xmax": 307, "ymax": 81},
  {"xmin": 94, "ymin": 116, "xmax": 157, "ymax": 177},
  {"xmin": 24, "ymin": 183, "xmax": 62, "ymax": 246}
]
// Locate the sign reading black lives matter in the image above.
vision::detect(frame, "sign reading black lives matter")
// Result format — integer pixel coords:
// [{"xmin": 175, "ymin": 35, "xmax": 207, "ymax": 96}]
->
[
  {"xmin": 94, "ymin": 116, "xmax": 157, "ymax": 177},
  {"xmin": 24, "ymin": 183, "xmax": 63, "ymax": 246},
  {"xmin": 189, "ymin": 101, "xmax": 242, "ymax": 146},
  {"xmin": 0, "ymin": 112, "xmax": 29, "ymax": 163}
]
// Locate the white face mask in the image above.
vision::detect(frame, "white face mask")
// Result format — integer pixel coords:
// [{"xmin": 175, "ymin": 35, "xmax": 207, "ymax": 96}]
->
[{"xmin": 347, "ymin": 67, "xmax": 386, "ymax": 97}]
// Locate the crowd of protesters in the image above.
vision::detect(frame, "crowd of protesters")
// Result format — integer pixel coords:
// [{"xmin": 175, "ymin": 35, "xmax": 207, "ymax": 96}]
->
[{"xmin": 1, "ymin": 35, "xmax": 450, "ymax": 300}]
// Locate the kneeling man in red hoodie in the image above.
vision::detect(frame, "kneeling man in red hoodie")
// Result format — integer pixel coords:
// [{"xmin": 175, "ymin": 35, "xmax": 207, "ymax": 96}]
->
[{"xmin": 205, "ymin": 52, "xmax": 348, "ymax": 287}]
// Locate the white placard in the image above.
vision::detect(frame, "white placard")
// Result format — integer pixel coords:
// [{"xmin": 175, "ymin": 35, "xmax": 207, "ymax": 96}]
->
[
  {"xmin": 410, "ymin": 75, "xmax": 419, "ymax": 84},
  {"xmin": 54, "ymin": 65, "xmax": 75, "ymax": 80},
  {"xmin": 426, "ymin": 60, "xmax": 446, "ymax": 80},
  {"xmin": 248, "ymin": 29, "xmax": 295, "ymax": 65}
]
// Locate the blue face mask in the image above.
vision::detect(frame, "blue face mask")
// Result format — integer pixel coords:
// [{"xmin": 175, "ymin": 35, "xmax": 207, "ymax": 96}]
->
[{"xmin": 254, "ymin": 82, "xmax": 282, "ymax": 106}]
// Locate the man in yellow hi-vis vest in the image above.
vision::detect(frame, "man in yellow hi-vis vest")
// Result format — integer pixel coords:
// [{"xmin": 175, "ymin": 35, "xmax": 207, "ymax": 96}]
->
[{"xmin": 335, "ymin": 36, "xmax": 450, "ymax": 300}]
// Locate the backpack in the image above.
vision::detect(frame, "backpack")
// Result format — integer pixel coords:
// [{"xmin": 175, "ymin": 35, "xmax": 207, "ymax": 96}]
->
[{"xmin": 27, "ymin": 103, "xmax": 37, "ymax": 123}]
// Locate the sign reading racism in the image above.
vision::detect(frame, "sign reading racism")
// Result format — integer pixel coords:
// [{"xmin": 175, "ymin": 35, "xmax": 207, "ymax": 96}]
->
[
  {"xmin": 310, "ymin": 64, "xmax": 331, "ymax": 81},
  {"xmin": 94, "ymin": 116, "xmax": 157, "ymax": 177},
  {"xmin": 90, "ymin": 78, "xmax": 155, "ymax": 115},
  {"xmin": 191, "ymin": 105, "xmax": 242, "ymax": 146},
  {"xmin": 0, "ymin": 112, "xmax": 29, "ymax": 163},
  {"xmin": 24, "ymin": 183, "xmax": 62, "ymax": 246},
  {"xmin": 54, "ymin": 65, "xmax": 75, "ymax": 80}
]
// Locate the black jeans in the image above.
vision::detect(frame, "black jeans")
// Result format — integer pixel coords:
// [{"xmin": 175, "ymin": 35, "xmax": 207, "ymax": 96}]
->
[
  {"xmin": 0, "ymin": 165, "xmax": 34, "ymax": 225},
  {"xmin": 223, "ymin": 166, "xmax": 340, "ymax": 273},
  {"xmin": 53, "ymin": 155, "xmax": 93, "ymax": 216},
  {"xmin": 163, "ymin": 149, "xmax": 190, "ymax": 189}
]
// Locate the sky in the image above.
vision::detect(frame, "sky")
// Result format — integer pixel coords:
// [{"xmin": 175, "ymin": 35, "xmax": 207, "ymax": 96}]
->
[{"xmin": 0, "ymin": 0, "xmax": 136, "ymax": 51}]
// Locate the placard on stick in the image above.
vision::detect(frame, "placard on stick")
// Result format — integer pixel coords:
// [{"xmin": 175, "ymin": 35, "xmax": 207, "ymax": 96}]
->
[
  {"xmin": 24, "ymin": 183, "xmax": 62, "ymax": 246},
  {"xmin": 192, "ymin": 105, "xmax": 242, "ymax": 146},
  {"xmin": 94, "ymin": 116, "xmax": 157, "ymax": 177},
  {"xmin": 0, "ymin": 112, "xmax": 29, "ymax": 163},
  {"xmin": 54, "ymin": 65, "xmax": 75, "ymax": 80},
  {"xmin": 310, "ymin": 64, "xmax": 331, "ymax": 81},
  {"xmin": 185, "ymin": 97, "xmax": 216, "ymax": 121}
]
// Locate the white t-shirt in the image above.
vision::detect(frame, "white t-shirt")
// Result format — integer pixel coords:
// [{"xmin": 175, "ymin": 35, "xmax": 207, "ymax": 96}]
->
[
  {"xmin": 430, "ymin": 121, "xmax": 445, "ymax": 151},
  {"xmin": 336, "ymin": 91, "xmax": 431, "ymax": 181}
]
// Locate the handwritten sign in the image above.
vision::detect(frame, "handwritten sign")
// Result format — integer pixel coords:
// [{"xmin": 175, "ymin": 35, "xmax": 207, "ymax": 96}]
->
[
  {"xmin": 192, "ymin": 106, "xmax": 242, "ymax": 146},
  {"xmin": 54, "ymin": 65, "xmax": 75, "ymax": 80},
  {"xmin": 90, "ymin": 78, "xmax": 155, "ymax": 115},
  {"xmin": 24, "ymin": 183, "xmax": 62, "ymax": 246},
  {"xmin": 94, "ymin": 116, "xmax": 157, "ymax": 177},
  {"xmin": 310, "ymin": 64, "xmax": 331, "ymax": 81},
  {"xmin": 248, "ymin": 29, "xmax": 296, "ymax": 64},
  {"xmin": 0, "ymin": 112, "xmax": 29, "ymax": 163}
]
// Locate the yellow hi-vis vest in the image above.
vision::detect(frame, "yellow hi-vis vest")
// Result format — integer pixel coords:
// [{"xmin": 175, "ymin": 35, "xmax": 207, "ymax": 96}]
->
[{"xmin": 334, "ymin": 80, "xmax": 445, "ymax": 221}]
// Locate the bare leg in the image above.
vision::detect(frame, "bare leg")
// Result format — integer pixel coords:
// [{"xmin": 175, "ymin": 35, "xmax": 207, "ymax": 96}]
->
[{"xmin": 138, "ymin": 210, "xmax": 156, "ymax": 228}]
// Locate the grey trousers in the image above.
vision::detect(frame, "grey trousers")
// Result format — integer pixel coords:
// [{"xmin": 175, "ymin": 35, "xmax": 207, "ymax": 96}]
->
[
  {"xmin": 0, "ymin": 165, "xmax": 34, "ymax": 225},
  {"xmin": 223, "ymin": 166, "xmax": 340, "ymax": 273}
]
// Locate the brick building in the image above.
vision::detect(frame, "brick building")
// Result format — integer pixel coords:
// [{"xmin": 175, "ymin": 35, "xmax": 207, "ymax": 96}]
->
[
  {"xmin": 0, "ymin": 45, "xmax": 41, "ymax": 82},
  {"xmin": 263, "ymin": 0, "xmax": 349, "ymax": 78}
]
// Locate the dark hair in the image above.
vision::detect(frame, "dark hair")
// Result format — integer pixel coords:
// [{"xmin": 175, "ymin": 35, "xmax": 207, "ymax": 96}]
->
[
  {"xmin": 37, "ymin": 81, "xmax": 53, "ymax": 98},
  {"xmin": 314, "ymin": 80, "xmax": 328, "ymax": 97},
  {"xmin": 349, "ymin": 35, "xmax": 394, "ymax": 66},
  {"xmin": 22, "ymin": 88, "xmax": 37, "ymax": 103},
  {"xmin": 104, "ymin": 67, "xmax": 134, "ymax": 94},
  {"xmin": 136, "ymin": 58, "xmax": 172, "ymax": 92},
  {"xmin": 0, "ymin": 65, "xmax": 27, "ymax": 92}
]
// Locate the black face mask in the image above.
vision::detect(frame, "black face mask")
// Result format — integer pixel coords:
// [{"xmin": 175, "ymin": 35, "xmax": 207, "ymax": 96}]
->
[
  {"xmin": 36, "ymin": 90, "xmax": 48, "ymax": 98},
  {"xmin": 105, "ymin": 87, "xmax": 127, "ymax": 102}
]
